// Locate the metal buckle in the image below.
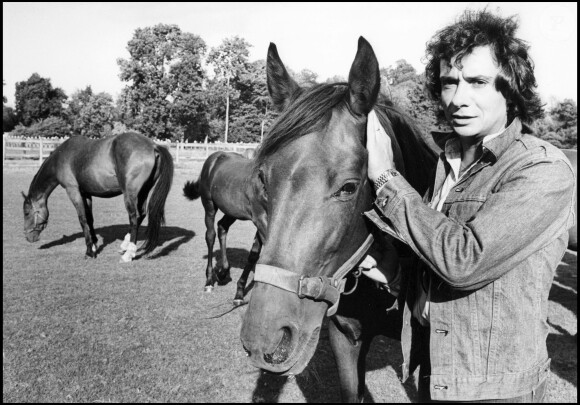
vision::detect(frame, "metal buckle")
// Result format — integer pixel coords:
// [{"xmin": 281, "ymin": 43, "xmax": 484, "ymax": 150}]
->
[{"xmin": 297, "ymin": 275, "xmax": 306, "ymax": 299}]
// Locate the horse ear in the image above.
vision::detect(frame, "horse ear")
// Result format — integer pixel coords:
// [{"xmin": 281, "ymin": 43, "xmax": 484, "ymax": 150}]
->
[
  {"xmin": 348, "ymin": 37, "xmax": 380, "ymax": 116},
  {"xmin": 21, "ymin": 191, "xmax": 28, "ymax": 200},
  {"xmin": 267, "ymin": 42, "xmax": 302, "ymax": 112}
]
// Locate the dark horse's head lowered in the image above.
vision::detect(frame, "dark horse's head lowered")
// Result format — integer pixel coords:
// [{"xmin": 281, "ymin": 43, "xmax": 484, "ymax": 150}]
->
[
  {"xmin": 22, "ymin": 191, "xmax": 49, "ymax": 243},
  {"xmin": 240, "ymin": 37, "xmax": 384, "ymax": 375}
]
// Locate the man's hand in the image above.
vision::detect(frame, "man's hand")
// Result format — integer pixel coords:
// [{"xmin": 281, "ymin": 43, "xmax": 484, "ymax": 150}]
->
[
  {"xmin": 358, "ymin": 238, "xmax": 401, "ymax": 296},
  {"xmin": 366, "ymin": 110, "xmax": 396, "ymax": 183}
]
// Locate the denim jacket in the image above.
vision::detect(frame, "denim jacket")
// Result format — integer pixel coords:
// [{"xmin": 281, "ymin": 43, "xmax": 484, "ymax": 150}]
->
[{"xmin": 364, "ymin": 118, "xmax": 576, "ymax": 401}]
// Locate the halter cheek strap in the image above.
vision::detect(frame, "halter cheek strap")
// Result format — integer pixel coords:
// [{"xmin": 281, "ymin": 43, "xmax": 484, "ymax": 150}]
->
[
  {"xmin": 253, "ymin": 233, "xmax": 375, "ymax": 316},
  {"xmin": 26, "ymin": 202, "xmax": 47, "ymax": 233}
]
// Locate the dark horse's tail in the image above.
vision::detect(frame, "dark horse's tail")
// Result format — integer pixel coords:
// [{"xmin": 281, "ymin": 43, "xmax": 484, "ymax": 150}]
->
[
  {"xmin": 142, "ymin": 144, "xmax": 174, "ymax": 254},
  {"xmin": 183, "ymin": 179, "xmax": 201, "ymax": 201}
]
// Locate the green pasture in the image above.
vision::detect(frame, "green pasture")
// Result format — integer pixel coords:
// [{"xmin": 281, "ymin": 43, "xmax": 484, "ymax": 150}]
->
[{"xmin": 3, "ymin": 164, "xmax": 577, "ymax": 402}]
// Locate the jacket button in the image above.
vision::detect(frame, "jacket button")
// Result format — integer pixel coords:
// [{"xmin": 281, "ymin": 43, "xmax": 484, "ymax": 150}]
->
[{"xmin": 454, "ymin": 187, "xmax": 464, "ymax": 192}]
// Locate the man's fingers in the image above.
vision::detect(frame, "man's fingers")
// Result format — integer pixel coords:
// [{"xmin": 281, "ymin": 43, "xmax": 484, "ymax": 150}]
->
[
  {"xmin": 360, "ymin": 267, "xmax": 388, "ymax": 284},
  {"xmin": 359, "ymin": 255, "xmax": 378, "ymax": 269}
]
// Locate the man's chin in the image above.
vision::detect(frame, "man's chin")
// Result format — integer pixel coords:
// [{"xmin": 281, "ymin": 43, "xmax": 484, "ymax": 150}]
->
[{"xmin": 453, "ymin": 124, "xmax": 478, "ymax": 137}]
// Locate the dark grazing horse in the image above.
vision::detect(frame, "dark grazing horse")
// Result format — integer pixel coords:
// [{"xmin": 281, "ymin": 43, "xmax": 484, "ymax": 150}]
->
[
  {"xmin": 22, "ymin": 132, "xmax": 174, "ymax": 262},
  {"xmin": 183, "ymin": 151, "xmax": 267, "ymax": 304},
  {"xmin": 239, "ymin": 38, "xmax": 437, "ymax": 402}
]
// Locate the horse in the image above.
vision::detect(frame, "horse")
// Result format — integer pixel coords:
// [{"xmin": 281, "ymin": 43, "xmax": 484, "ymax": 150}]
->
[
  {"xmin": 562, "ymin": 149, "xmax": 577, "ymax": 250},
  {"xmin": 239, "ymin": 38, "xmax": 437, "ymax": 402},
  {"xmin": 22, "ymin": 132, "xmax": 174, "ymax": 262},
  {"xmin": 183, "ymin": 151, "xmax": 267, "ymax": 305}
]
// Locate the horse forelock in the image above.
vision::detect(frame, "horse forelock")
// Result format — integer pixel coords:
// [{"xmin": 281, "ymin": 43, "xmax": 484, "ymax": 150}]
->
[{"xmin": 254, "ymin": 83, "xmax": 349, "ymax": 169}]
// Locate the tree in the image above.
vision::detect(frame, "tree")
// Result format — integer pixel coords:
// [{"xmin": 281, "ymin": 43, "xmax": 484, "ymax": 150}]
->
[
  {"xmin": 293, "ymin": 69, "xmax": 319, "ymax": 87},
  {"xmin": 534, "ymin": 99, "xmax": 577, "ymax": 149},
  {"xmin": 117, "ymin": 24, "xmax": 209, "ymax": 140},
  {"xmin": 3, "ymin": 105, "xmax": 17, "ymax": 133},
  {"xmin": 78, "ymin": 92, "xmax": 116, "ymax": 137},
  {"xmin": 229, "ymin": 59, "xmax": 277, "ymax": 143},
  {"xmin": 325, "ymin": 75, "xmax": 346, "ymax": 84},
  {"xmin": 207, "ymin": 36, "xmax": 252, "ymax": 142},
  {"xmin": 550, "ymin": 99, "xmax": 577, "ymax": 130},
  {"xmin": 66, "ymin": 86, "xmax": 93, "ymax": 134},
  {"xmin": 14, "ymin": 73, "xmax": 67, "ymax": 126}
]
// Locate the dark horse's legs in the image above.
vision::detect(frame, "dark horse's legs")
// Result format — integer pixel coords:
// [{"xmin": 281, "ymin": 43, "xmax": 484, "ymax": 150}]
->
[
  {"xmin": 83, "ymin": 194, "xmax": 99, "ymax": 248},
  {"xmin": 119, "ymin": 187, "xmax": 147, "ymax": 262},
  {"xmin": 66, "ymin": 186, "xmax": 97, "ymax": 258},
  {"xmin": 216, "ymin": 215, "xmax": 236, "ymax": 285},
  {"xmin": 329, "ymin": 319, "xmax": 370, "ymax": 403},
  {"xmin": 233, "ymin": 232, "xmax": 262, "ymax": 305},
  {"xmin": 202, "ymin": 199, "xmax": 218, "ymax": 292}
]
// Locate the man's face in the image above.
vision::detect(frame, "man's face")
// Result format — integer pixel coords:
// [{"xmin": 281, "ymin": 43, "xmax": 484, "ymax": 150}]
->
[{"xmin": 440, "ymin": 45, "xmax": 508, "ymax": 138}]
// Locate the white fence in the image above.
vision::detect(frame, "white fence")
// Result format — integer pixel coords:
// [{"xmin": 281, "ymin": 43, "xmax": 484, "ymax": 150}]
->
[{"xmin": 2, "ymin": 135, "xmax": 259, "ymax": 166}]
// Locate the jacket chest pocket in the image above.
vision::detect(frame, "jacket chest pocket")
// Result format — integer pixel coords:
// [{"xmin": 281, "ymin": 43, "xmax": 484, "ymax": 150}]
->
[{"xmin": 445, "ymin": 195, "xmax": 487, "ymax": 222}]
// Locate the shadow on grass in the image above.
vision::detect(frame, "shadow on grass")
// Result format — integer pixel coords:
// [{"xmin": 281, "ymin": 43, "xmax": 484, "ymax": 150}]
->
[
  {"xmin": 38, "ymin": 224, "xmax": 195, "ymax": 259},
  {"xmin": 547, "ymin": 250, "xmax": 577, "ymax": 388}
]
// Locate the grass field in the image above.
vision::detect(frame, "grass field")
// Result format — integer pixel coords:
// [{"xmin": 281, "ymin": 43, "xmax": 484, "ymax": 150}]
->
[{"xmin": 3, "ymin": 164, "xmax": 577, "ymax": 402}]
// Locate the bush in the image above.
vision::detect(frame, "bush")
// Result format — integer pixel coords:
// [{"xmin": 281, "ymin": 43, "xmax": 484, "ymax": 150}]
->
[{"xmin": 9, "ymin": 117, "xmax": 70, "ymax": 138}]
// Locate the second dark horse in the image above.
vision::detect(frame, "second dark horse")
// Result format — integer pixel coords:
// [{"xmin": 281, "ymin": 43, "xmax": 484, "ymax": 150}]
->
[{"xmin": 183, "ymin": 151, "xmax": 267, "ymax": 304}]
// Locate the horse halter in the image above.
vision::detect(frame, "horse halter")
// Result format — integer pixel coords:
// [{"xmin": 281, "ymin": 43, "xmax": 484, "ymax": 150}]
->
[
  {"xmin": 253, "ymin": 233, "xmax": 374, "ymax": 316},
  {"xmin": 26, "ymin": 202, "xmax": 47, "ymax": 233}
]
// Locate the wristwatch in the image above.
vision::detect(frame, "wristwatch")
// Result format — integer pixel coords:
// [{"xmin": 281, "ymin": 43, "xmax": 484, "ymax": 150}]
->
[{"xmin": 373, "ymin": 169, "xmax": 399, "ymax": 192}]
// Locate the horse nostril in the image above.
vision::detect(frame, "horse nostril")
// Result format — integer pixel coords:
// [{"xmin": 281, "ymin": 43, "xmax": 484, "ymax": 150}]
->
[{"xmin": 264, "ymin": 327, "xmax": 292, "ymax": 365}]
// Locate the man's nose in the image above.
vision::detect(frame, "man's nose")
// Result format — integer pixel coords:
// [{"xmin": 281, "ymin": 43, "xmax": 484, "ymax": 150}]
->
[{"xmin": 450, "ymin": 81, "xmax": 471, "ymax": 109}]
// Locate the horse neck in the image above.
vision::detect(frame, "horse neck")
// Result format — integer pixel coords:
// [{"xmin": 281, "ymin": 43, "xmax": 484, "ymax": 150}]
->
[{"xmin": 28, "ymin": 154, "xmax": 59, "ymax": 203}]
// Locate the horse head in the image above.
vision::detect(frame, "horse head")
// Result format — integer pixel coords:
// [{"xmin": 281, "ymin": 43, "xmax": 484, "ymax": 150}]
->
[
  {"xmin": 22, "ymin": 192, "xmax": 48, "ymax": 242},
  {"xmin": 240, "ymin": 37, "xmax": 383, "ymax": 375}
]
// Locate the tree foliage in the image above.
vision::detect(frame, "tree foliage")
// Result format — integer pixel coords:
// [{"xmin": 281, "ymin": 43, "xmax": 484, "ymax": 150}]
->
[
  {"xmin": 117, "ymin": 24, "xmax": 208, "ymax": 140},
  {"xmin": 534, "ymin": 99, "xmax": 577, "ymax": 149},
  {"xmin": 3, "ymin": 105, "xmax": 17, "ymax": 133},
  {"xmin": 11, "ymin": 116, "xmax": 70, "ymax": 138},
  {"xmin": 15, "ymin": 73, "xmax": 67, "ymax": 126}
]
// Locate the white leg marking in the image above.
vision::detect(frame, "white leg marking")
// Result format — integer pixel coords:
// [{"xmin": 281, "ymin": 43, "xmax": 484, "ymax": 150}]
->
[
  {"xmin": 119, "ymin": 242, "xmax": 137, "ymax": 263},
  {"xmin": 119, "ymin": 233, "xmax": 131, "ymax": 253}
]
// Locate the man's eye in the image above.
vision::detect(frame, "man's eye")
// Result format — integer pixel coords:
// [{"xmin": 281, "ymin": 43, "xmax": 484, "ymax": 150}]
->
[{"xmin": 472, "ymin": 81, "xmax": 487, "ymax": 88}]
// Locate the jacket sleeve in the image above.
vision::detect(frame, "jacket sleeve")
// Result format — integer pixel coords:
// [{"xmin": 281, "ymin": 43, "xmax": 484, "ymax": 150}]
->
[{"xmin": 364, "ymin": 156, "xmax": 576, "ymax": 291}]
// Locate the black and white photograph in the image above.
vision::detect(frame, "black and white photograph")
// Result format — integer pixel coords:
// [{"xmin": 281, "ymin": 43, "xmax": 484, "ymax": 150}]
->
[{"xmin": 3, "ymin": 2, "xmax": 577, "ymax": 402}]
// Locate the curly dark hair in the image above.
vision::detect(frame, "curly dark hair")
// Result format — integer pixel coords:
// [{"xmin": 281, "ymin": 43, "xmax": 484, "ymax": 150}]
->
[{"xmin": 424, "ymin": 9, "xmax": 544, "ymax": 125}]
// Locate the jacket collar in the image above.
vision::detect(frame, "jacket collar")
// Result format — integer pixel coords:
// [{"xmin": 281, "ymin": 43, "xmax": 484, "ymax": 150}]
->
[{"xmin": 431, "ymin": 118, "xmax": 523, "ymax": 163}]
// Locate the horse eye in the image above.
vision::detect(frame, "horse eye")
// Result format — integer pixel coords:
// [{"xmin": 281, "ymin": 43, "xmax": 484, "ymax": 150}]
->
[
  {"xmin": 258, "ymin": 170, "xmax": 268, "ymax": 195},
  {"xmin": 333, "ymin": 182, "xmax": 359, "ymax": 198}
]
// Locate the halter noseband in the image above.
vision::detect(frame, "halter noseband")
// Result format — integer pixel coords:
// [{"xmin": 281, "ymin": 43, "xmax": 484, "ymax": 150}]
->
[
  {"xmin": 253, "ymin": 233, "xmax": 374, "ymax": 316},
  {"xmin": 26, "ymin": 202, "xmax": 47, "ymax": 233}
]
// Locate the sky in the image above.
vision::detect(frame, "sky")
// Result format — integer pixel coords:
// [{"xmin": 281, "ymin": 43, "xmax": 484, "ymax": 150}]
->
[{"xmin": 3, "ymin": 2, "xmax": 577, "ymax": 108}]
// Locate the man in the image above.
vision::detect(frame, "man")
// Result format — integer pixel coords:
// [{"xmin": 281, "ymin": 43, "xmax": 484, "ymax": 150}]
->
[{"xmin": 361, "ymin": 9, "xmax": 576, "ymax": 403}]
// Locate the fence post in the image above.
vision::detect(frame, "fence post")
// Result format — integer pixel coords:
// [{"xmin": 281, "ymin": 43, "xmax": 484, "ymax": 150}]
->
[
  {"xmin": 39, "ymin": 137, "xmax": 43, "ymax": 165},
  {"xmin": 205, "ymin": 136, "xmax": 209, "ymax": 158},
  {"xmin": 2, "ymin": 135, "xmax": 5, "ymax": 165},
  {"xmin": 175, "ymin": 142, "xmax": 180, "ymax": 164}
]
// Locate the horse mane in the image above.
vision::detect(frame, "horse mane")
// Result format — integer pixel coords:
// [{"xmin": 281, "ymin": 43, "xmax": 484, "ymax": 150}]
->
[
  {"xmin": 254, "ymin": 83, "xmax": 349, "ymax": 168},
  {"xmin": 26, "ymin": 150, "xmax": 55, "ymax": 199}
]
